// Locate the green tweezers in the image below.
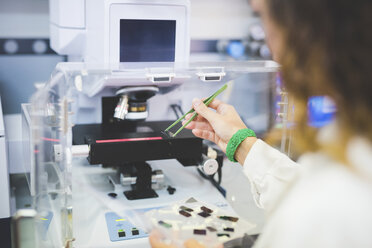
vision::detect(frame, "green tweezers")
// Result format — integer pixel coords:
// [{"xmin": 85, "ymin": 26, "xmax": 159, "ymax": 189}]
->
[{"xmin": 164, "ymin": 83, "xmax": 228, "ymax": 137}]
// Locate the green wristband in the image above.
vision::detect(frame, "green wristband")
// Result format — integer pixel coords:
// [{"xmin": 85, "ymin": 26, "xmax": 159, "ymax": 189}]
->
[{"xmin": 226, "ymin": 128, "xmax": 256, "ymax": 162}]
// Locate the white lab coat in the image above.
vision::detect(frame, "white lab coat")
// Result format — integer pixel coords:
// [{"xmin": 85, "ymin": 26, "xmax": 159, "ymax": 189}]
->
[{"xmin": 242, "ymin": 131, "xmax": 372, "ymax": 247}]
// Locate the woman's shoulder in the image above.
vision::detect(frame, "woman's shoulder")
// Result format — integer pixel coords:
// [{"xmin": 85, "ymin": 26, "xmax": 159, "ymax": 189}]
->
[
  {"xmin": 288, "ymin": 143, "xmax": 372, "ymax": 225},
  {"xmin": 296, "ymin": 144, "xmax": 372, "ymax": 204},
  {"xmin": 271, "ymin": 152, "xmax": 372, "ymax": 247}
]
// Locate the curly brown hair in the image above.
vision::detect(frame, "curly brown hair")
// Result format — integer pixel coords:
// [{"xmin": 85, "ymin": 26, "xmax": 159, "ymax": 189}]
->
[{"xmin": 266, "ymin": 0, "xmax": 372, "ymax": 158}]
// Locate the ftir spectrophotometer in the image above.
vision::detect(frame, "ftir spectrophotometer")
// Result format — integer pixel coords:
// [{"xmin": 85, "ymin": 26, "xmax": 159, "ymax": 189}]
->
[{"xmin": 15, "ymin": 1, "xmax": 280, "ymax": 247}]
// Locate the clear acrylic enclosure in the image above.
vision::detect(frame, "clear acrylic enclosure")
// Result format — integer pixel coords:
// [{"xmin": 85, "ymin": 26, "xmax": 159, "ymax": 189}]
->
[{"xmin": 29, "ymin": 61, "xmax": 290, "ymax": 247}]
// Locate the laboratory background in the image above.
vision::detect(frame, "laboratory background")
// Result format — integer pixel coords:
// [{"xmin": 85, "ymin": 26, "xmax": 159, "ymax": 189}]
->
[{"xmin": 0, "ymin": 0, "xmax": 336, "ymax": 247}]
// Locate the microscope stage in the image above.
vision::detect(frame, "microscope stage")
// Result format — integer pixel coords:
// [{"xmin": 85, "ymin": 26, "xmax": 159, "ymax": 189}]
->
[{"xmin": 72, "ymin": 121, "xmax": 203, "ymax": 165}]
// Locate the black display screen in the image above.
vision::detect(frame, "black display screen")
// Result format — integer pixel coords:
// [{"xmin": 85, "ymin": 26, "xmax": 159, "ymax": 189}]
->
[{"xmin": 120, "ymin": 19, "xmax": 176, "ymax": 62}]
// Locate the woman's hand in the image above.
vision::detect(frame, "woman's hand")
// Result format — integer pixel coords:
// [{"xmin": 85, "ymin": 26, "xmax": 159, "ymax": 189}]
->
[
  {"xmin": 149, "ymin": 230, "xmax": 175, "ymax": 248},
  {"xmin": 183, "ymin": 98, "xmax": 257, "ymax": 163},
  {"xmin": 149, "ymin": 230, "xmax": 207, "ymax": 248}
]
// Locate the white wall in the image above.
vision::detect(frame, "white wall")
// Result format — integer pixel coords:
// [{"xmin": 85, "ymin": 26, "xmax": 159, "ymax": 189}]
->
[{"xmin": 0, "ymin": 0, "xmax": 49, "ymax": 38}]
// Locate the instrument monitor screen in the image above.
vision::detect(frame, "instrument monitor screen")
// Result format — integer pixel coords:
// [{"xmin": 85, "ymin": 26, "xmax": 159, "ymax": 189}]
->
[{"xmin": 120, "ymin": 19, "xmax": 176, "ymax": 62}]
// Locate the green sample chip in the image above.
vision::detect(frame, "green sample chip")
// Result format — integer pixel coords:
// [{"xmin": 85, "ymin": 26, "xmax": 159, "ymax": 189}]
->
[
  {"xmin": 217, "ymin": 233, "xmax": 230, "ymax": 238},
  {"xmin": 218, "ymin": 216, "xmax": 239, "ymax": 222},
  {"xmin": 158, "ymin": 220, "xmax": 172, "ymax": 228}
]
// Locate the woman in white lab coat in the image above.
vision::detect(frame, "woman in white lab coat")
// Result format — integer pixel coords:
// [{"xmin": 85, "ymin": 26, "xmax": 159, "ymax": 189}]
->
[{"xmin": 150, "ymin": 0, "xmax": 372, "ymax": 247}]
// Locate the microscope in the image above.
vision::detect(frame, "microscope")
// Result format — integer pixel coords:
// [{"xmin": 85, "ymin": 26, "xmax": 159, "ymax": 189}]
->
[
  {"xmin": 52, "ymin": 0, "xmax": 226, "ymax": 202},
  {"xmin": 72, "ymin": 82, "xmax": 222, "ymax": 200}
]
